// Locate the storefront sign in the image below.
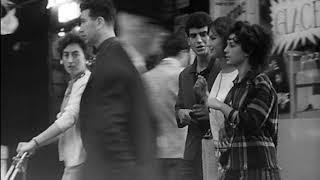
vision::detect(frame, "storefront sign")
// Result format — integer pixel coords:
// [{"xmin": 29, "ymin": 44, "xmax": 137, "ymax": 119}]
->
[
  {"xmin": 210, "ymin": 0, "xmax": 259, "ymax": 24},
  {"xmin": 271, "ymin": 0, "xmax": 320, "ymax": 53},
  {"xmin": 211, "ymin": 0, "xmax": 246, "ymax": 20}
]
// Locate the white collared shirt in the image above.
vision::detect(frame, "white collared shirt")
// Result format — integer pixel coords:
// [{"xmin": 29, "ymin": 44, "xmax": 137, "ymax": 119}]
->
[{"xmin": 208, "ymin": 70, "xmax": 238, "ymax": 141}]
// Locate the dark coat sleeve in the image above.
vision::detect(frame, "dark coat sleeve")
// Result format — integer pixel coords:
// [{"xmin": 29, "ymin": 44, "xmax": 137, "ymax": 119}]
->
[
  {"xmin": 91, "ymin": 43, "xmax": 157, "ymax": 165},
  {"xmin": 175, "ymin": 70, "xmax": 187, "ymax": 128}
]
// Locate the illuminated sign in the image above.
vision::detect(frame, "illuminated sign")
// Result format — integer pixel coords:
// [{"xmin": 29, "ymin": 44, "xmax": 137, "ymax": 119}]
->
[
  {"xmin": 58, "ymin": 2, "xmax": 80, "ymax": 23},
  {"xmin": 271, "ymin": 0, "xmax": 320, "ymax": 53}
]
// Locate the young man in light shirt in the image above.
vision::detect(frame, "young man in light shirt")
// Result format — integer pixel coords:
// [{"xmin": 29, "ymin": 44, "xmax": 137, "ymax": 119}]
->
[{"xmin": 16, "ymin": 33, "xmax": 91, "ymax": 180}]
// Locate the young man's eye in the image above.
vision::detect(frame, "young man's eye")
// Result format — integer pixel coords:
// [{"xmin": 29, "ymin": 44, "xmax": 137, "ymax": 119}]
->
[
  {"xmin": 189, "ymin": 34, "xmax": 197, "ymax": 38},
  {"xmin": 72, "ymin": 53, "xmax": 80, "ymax": 58}
]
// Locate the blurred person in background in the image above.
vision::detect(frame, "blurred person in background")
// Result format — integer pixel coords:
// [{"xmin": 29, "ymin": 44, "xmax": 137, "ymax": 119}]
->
[
  {"xmin": 175, "ymin": 11, "xmax": 221, "ymax": 180},
  {"xmin": 114, "ymin": 0, "xmax": 180, "ymax": 73},
  {"xmin": 16, "ymin": 32, "xmax": 91, "ymax": 180},
  {"xmin": 143, "ymin": 33, "xmax": 189, "ymax": 180},
  {"xmin": 116, "ymin": 12, "xmax": 168, "ymax": 73},
  {"xmin": 206, "ymin": 21, "xmax": 281, "ymax": 180},
  {"xmin": 193, "ymin": 16, "xmax": 237, "ymax": 180},
  {"xmin": 78, "ymin": 0, "xmax": 157, "ymax": 179}
]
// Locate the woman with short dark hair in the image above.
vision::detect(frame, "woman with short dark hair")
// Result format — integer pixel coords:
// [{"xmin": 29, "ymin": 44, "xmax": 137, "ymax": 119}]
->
[{"xmin": 206, "ymin": 21, "xmax": 281, "ymax": 180}]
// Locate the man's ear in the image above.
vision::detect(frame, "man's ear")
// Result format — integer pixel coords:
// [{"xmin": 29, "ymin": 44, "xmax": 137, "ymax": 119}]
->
[{"xmin": 96, "ymin": 16, "xmax": 106, "ymax": 28}]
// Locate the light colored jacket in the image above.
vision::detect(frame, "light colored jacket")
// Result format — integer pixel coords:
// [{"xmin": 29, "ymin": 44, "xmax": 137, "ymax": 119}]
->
[
  {"xmin": 55, "ymin": 70, "xmax": 91, "ymax": 167},
  {"xmin": 143, "ymin": 58, "xmax": 188, "ymax": 158}
]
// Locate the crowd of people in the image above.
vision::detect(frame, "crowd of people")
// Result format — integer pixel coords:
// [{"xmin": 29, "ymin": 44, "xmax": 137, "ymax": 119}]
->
[{"xmin": 15, "ymin": 0, "xmax": 281, "ymax": 180}]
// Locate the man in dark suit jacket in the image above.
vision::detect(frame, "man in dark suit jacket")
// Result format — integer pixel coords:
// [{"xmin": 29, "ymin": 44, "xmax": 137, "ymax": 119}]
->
[
  {"xmin": 175, "ymin": 12, "xmax": 221, "ymax": 180},
  {"xmin": 78, "ymin": 0, "xmax": 157, "ymax": 179}
]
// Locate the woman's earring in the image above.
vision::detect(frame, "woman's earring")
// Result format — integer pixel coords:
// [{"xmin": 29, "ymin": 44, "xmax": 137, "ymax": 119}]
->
[{"xmin": 60, "ymin": 60, "xmax": 63, "ymax": 65}]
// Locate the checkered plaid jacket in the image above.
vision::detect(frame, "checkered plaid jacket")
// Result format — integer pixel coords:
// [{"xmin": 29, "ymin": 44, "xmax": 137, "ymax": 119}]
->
[{"xmin": 221, "ymin": 71, "xmax": 280, "ymax": 170}]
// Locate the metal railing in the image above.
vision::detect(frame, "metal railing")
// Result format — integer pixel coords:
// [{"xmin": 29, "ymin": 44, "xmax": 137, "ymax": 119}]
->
[{"xmin": 4, "ymin": 152, "xmax": 28, "ymax": 180}]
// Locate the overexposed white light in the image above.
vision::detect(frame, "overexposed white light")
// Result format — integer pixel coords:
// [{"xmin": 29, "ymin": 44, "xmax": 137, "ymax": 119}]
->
[
  {"xmin": 58, "ymin": 2, "xmax": 80, "ymax": 23},
  {"xmin": 47, "ymin": 0, "xmax": 73, "ymax": 9},
  {"xmin": 58, "ymin": 31, "xmax": 66, "ymax": 37},
  {"xmin": 46, "ymin": 0, "xmax": 55, "ymax": 9},
  {"xmin": 74, "ymin": 26, "xmax": 80, "ymax": 31}
]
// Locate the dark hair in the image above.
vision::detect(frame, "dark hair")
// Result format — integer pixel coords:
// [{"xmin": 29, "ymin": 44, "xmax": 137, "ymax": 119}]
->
[
  {"xmin": 210, "ymin": 16, "xmax": 234, "ymax": 49},
  {"xmin": 230, "ymin": 21, "xmax": 273, "ymax": 71},
  {"xmin": 185, "ymin": 11, "xmax": 212, "ymax": 36},
  {"xmin": 80, "ymin": 0, "xmax": 116, "ymax": 24},
  {"xmin": 161, "ymin": 33, "xmax": 189, "ymax": 58},
  {"xmin": 57, "ymin": 32, "xmax": 88, "ymax": 59}
]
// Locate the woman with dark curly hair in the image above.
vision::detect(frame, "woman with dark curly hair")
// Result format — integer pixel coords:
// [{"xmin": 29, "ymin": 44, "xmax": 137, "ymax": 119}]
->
[{"xmin": 206, "ymin": 21, "xmax": 281, "ymax": 180}]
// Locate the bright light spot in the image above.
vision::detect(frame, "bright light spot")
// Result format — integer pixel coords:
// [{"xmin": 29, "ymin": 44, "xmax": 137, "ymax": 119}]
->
[
  {"xmin": 74, "ymin": 26, "xmax": 80, "ymax": 31},
  {"xmin": 58, "ymin": 2, "xmax": 80, "ymax": 23},
  {"xmin": 46, "ymin": 0, "xmax": 55, "ymax": 9},
  {"xmin": 47, "ymin": 0, "xmax": 73, "ymax": 9},
  {"xmin": 58, "ymin": 31, "xmax": 66, "ymax": 37}
]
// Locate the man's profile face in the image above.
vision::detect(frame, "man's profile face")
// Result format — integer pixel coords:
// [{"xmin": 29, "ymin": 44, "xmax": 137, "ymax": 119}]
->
[
  {"xmin": 188, "ymin": 26, "xmax": 210, "ymax": 57},
  {"xmin": 79, "ymin": 9, "xmax": 98, "ymax": 46}
]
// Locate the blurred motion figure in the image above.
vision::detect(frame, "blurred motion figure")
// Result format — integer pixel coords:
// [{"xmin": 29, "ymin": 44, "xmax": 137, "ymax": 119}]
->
[
  {"xmin": 143, "ymin": 33, "xmax": 189, "ymax": 180},
  {"xmin": 78, "ymin": 0, "xmax": 157, "ymax": 179}
]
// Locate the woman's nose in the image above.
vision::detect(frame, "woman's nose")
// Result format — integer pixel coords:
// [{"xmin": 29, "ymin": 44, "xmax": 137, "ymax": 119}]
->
[{"xmin": 224, "ymin": 46, "xmax": 229, "ymax": 54}]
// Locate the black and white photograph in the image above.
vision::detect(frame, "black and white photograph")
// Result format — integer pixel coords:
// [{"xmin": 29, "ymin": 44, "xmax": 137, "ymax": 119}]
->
[{"xmin": 1, "ymin": 0, "xmax": 320, "ymax": 180}]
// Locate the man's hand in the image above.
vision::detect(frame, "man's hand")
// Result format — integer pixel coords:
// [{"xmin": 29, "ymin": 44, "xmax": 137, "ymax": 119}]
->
[
  {"xmin": 16, "ymin": 141, "xmax": 37, "ymax": 157},
  {"xmin": 193, "ymin": 75, "xmax": 209, "ymax": 104},
  {"xmin": 191, "ymin": 104, "xmax": 210, "ymax": 121},
  {"xmin": 177, "ymin": 109, "xmax": 198, "ymax": 126}
]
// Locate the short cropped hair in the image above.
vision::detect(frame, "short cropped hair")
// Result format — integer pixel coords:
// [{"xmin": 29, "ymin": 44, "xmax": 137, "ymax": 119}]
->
[
  {"xmin": 161, "ymin": 33, "xmax": 189, "ymax": 58},
  {"xmin": 210, "ymin": 16, "xmax": 234, "ymax": 49},
  {"xmin": 230, "ymin": 21, "xmax": 273, "ymax": 71},
  {"xmin": 185, "ymin": 11, "xmax": 212, "ymax": 37},
  {"xmin": 57, "ymin": 32, "xmax": 88, "ymax": 59},
  {"xmin": 80, "ymin": 0, "xmax": 116, "ymax": 24}
]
